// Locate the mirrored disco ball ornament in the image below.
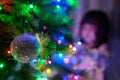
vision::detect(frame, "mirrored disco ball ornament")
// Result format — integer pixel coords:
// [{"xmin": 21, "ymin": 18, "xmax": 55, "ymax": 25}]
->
[{"xmin": 10, "ymin": 33, "xmax": 41, "ymax": 63}]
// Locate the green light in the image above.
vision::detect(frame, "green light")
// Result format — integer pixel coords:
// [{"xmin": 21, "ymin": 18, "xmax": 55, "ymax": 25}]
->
[
  {"xmin": 0, "ymin": 5, "xmax": 2, "ymax": 11},
  {"xmin": 0, "ymin": 63, "xmax": 4, "ymax": 68},
  {"xmin": 59, "ymin": 53, "xmax": 63, "ymax": 57},
  {"xmin": 66, "ymin": 0, "xmax": 78, "ymax": 7},
  {"xmin": 30, "ymin": 4, "xmax": 33, "ymax": 8},
  {"xmin": 56, "ymin": 5, "xmax": 60, "ymax": 9},
  {"xmin": 37, "ymin": 78, "xmax": 42, "ymax": 80},
  {"xmin": 54, "ymin": 5, "xmax": 62, "ymax": 13},
  {"xmin": 37, "ymin": 77, "xmax": 47, "ymax": 80},
  {"xmin": 63, "ymin": 16, "xmax": 69, "ymax": 24}
]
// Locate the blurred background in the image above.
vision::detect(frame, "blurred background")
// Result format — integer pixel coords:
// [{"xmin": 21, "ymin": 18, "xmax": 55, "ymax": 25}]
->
[{"xmin": 72, "ymin": 0, "xmax": 120, "ymax": 80}]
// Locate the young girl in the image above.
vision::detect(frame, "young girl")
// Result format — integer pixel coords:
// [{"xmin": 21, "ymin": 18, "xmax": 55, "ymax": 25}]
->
[{"xmin": 68, "ymin": 10, "xmax": 110, "ymax": 80}]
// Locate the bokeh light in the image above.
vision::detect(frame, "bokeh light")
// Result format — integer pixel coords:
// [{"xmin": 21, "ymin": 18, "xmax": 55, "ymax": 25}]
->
[
  {"xmin": 58, "ymin": 53, "xmax": 63, "ymax": 57},
  {"xmin": 7, "ymin": 50, "xmax": 11, "ymax": 55},
  {"xmin": 57, "ymin": 0, "xmax": 61, "ymax": 2},
  {"xmin": 72, "ymin": 47, "xmax": 77, "ymax": 52},
  {"xmin": 74, "ymin": 75, "xmax": 79, "ymax": 79},
  {"xmin": 57, "ymin": 40, "xmax": 62, "ymax": 44},
  {"xmin": 30, "ymin": 4, "xmax": 33, "ymax": 8},
  {"xmin": 0, "ymin": 63, "xmax": 5, "ymax": 69},
  {"xmin": 0, "ymin": 5, "xmax": 2, "ymax": 11},
  {"xmin": 37, "ymin": 78, "xmax": 42, "ymax": 80},
  {"xmin": 48, "ymin": 60, "xmax": 52, "ymax": 64},
  {"xmin": 37, "ymin": 77, "xmax": 47, "ymax": 80},
  {"xmin": 46, "ymin": 68, "xmax": 52, "ymax": 74},
  {"xmin": 64, "ymin": 57, "xmax": 69, "ymax": 64},
  {"xmin": 56, "ymin": 5, "xmax": 61, "ymax": 9},
  {"xmin": 77, "ymin": 41, "xmax": 82, "ymax": 45},
  {"xmin": 66, "ymin": 0, "xmax": 78, "ymax": 7},
  {"xmin": 69, "ymin": 44, "xmax": 73, "ymax": 48}
]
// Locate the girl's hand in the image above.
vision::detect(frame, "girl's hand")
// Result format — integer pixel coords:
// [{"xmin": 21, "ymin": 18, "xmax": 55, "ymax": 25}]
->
[
  {"xmin": 67, "ymin": 73, "xmax": 86, "ymax": 80},
  {"xmin": 72, "ymin": 55, "xmax": 96, "ymax": 72}
]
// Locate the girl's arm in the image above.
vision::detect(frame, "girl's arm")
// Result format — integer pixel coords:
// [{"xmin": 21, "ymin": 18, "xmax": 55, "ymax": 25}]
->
[
  {"xmin": 94, "ymin": 68, "xmax": 104, "ymax": 80},
  {"xmin": 94, "ymin": 44, "xmax": 109, "ymax": 80},
  {"xmin": 98, "ymin": 44, "xmax": 109, "ymax": 58}
]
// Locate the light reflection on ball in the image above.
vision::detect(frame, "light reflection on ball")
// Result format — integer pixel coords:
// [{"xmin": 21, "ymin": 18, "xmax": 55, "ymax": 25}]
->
[{"xmin": 10, "ymin": 33, "xmax": 41, "ymax": 63}]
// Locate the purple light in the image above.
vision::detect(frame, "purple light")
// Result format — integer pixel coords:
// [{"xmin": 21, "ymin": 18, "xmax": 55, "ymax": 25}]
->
[{"xmin": 74, "ymin": 75, "xmax": 79, "ymax": 80}]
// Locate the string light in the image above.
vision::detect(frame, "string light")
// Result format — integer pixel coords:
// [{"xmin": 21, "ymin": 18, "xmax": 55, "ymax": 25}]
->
[
  {"xmin": 37, "ymin": 77, "xmax": 47, "ymax": 80},
  {"xmin": 69, "ymin": 44, "xmax": 73, "ymax": 48},
  {"xmin": 48, "ymin": 60, "xmax": 52, "ymax": 64},
  {"xmin": 46, "ymin": 68, "xmax": 51, "ymax": 74},
  {"xmin": 74, "ymin": 75, "xmax": 79, "ymax": 80},
  {"xmin": 57, "ymin": 40, "xmax": 62, "ymax": 44},
  {"xmin": 30, "ymin": 4, "xmax": 33, "ymax": 8},
  {"xmin": 77, "ymin": 41, "xmax": 82, "ymax": 45},
  {"xmin": 0, "ymin": 5, "xmax": 2, "ymax": 11},
  {"xmin": 46, "ymin": 60, "xmax": 52, "ymax": 64},
  {"xmin": 37, "ymin": 78, "xmax": 42, "ymax": 80},
  {"xmin": 72, "ymin": 47, "xmax": 77, "ymax": 52},
  {"xmin": 0, "ymin": 63, "xmax": 4, "ymax": 69},
  {"xmin": 56, "ymin": 5, "xmax": 60, "ymax": 9},
  {"xmin": 7, "ymin": 50, "xmax": 11, "ymax": 55},
  {"xmin": 57, "ymin": 0, "xmax": 61, "ymax": 2},
  {"xmin": 58, "ymin": 53, "xmax": 63, "ymax": 57},
  {"xmin": 64, "ymin": 57, "xmax": 69, "ymax": 64}
]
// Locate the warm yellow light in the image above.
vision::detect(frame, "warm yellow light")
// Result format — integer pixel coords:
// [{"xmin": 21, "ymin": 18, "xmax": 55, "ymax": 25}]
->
[{"xmin": 46, "ymin": 68, "xmax": 51, "ymax": 74}]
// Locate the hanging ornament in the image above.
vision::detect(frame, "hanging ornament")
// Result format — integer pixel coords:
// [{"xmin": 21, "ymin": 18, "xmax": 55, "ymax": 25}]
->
[{"xmin": 10, "ymin": 33, "xmax": 41, "ymax": 63}]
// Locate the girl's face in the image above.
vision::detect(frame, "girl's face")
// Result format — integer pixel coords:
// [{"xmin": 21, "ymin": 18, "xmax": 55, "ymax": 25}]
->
[{"xmin": 81, "ymin": 23, "xmax": 97, "ymax": 44}]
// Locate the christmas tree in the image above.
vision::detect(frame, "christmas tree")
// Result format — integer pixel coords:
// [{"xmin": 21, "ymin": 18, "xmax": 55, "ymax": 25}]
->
[{"xmin": 0, "ymin": 0, "xmax": 78, "ymax": 80}]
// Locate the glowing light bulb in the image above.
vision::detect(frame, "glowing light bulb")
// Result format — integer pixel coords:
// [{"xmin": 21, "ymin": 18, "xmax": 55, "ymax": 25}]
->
[
  {"xmin": 69, "ymin": 44, "xmax": 73, "ymax": 48},
  {"xmin": 37, "ymin": 77, "xmax": 47, "ymax": 80},
  {"xmin": 48, "ymin": 61, "xmax": 52, "ymax": 64},
  {"xmin": 0, "ymin": 63, "xmax": 4, "ymax": 68},
  {"xmin": 64, "ymin": 57, "xmax": 69, "ymax": 64},
  {"xmin": 56, "ymin": 5, "xmax": 60, "ymax": 9},
  {"xmin": 7, "ymin": 50, "xmax": 11, "ymax": 55},
  {"xmin": 57, "ymin": 0, "xmax": 61, "ymax": 2},
  {"xmin": 57, "ymin": 40, "xmax": 62, "ymax": 44},
  {"xmin": 77, "ymin": 41, "xmax": 82, "ymax": 45},
  {"xmin": 0, "ymin": 5, "xmax": 2, "ymax": 11},
  {"xmin": 74, "ymin": 75, "xmax": 79, "ymax": 79},
  {"xmin": 46, "ymin": 68, "xmax": 51, "ymax": 74},
  {"xmin": 37, "ymin": 78, "xmax": 42, "ymax": 80},
  {"xmin": 59, "ymin": 53, "xmax": 63, "ymax": 57},
  {"xmin": 30, "ymin": 4, "xmax": 33, "ymax": 8},
  {"xmin": 72, "ymin": 47, "xmax": 77, "ymax": 52}
]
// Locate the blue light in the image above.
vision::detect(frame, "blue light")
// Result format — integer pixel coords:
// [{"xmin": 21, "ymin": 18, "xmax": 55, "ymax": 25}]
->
[
  {"xmin": 58, "ymin": 36, "xmax": 64, "ymax": 41},
  {"xmin": 56, "ymin": 35, "xmax": 65, "ymax": 43},
  {"xmin": 29, "ymin": 58, "xmax": 37, "ymax": 67},
  {"xmin": 57, "ymin": 0, "xmax": 61, "ymax": 2},
  {"xmin": 77, "ymin": 41, "xmax": 82, "ymax": 45}
]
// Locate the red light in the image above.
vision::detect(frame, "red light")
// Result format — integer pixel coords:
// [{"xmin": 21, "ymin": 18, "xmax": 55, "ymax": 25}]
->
[{"xmin": 7, "ymin": 50, "xmax": 11, "ymax": 55}]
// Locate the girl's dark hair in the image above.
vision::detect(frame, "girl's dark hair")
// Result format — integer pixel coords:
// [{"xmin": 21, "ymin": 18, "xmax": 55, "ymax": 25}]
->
[{"xmin": 80, "ymin": 10, "xmax": 110, "ymax": 48}]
